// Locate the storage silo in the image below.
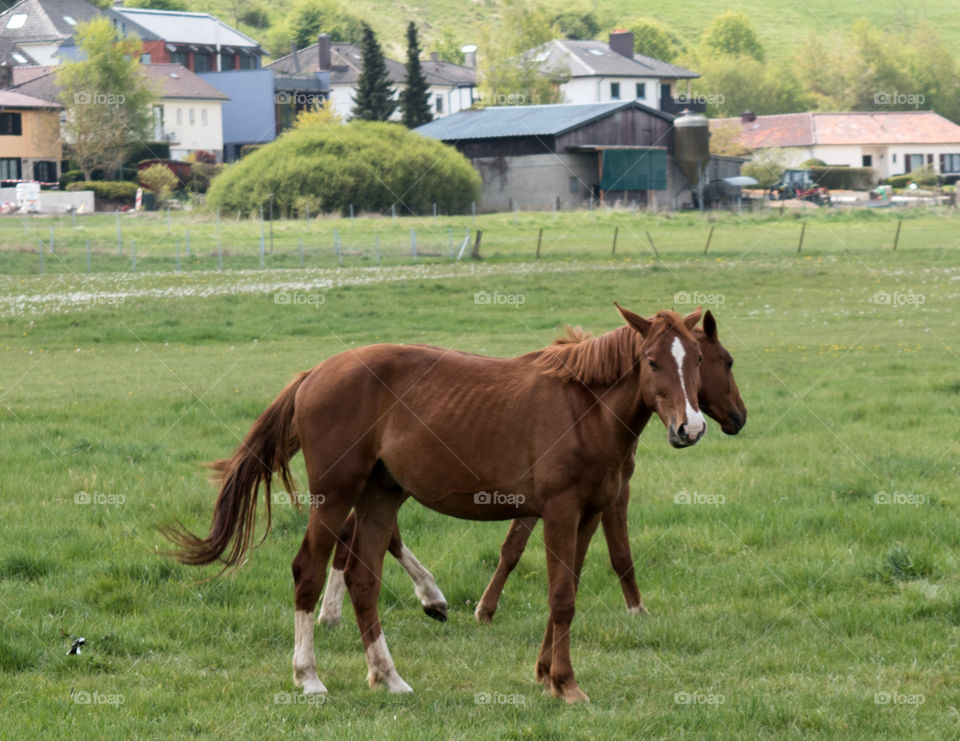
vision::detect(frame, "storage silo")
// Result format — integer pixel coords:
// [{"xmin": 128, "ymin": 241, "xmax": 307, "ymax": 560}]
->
[{"xmin": 673, "ymin": 111, "xmax": 710, "ymax": 209}]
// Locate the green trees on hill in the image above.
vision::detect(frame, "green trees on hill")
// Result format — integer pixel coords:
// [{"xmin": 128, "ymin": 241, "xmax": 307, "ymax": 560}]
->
[{"xmin": 353, "ymin": 23, "xmax": 397, "ymax": 121}]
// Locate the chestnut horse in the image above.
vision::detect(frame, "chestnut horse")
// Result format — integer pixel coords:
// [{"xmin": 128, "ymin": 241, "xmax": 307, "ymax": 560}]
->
[
  {"xmin": 162, "ymin": 305, "xmax": 707, "ymax": 703},
  {"xmin": 317, "ymin": 310, "xmax": 746, "ymax": 627}
]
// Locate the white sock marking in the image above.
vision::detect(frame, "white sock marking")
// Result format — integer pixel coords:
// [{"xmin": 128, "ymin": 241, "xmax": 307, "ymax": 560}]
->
[
  {"xmin": 318, "ymin": 568, "xmax": 346, "ymax": 625},
  {"xmin": 670, "ymin": 336, "xmax": 706, "ymax": 438},
  {"xmin": 398, "ymin": 545, "xmax": 446, "ymax": 610},
  {"xmin": 365, "ymin": 633, "xmax": 413, "ymax": 693},
  {"xmin": 293, "ymin": 609, "xmax": 327, "ymax": 695}
]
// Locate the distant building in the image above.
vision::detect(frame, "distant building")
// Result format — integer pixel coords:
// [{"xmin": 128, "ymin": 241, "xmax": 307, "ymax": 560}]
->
[
  {"xmin": 0, "ymin": 86, "xmax": 62, "ymax": 185},
  {"xmin": 713, "ymin": 111, "xmax": 960, "ymax": 181},
  {"xmin": 525, "ymin": 31, "xmax": 700, "ymax": 113},
  {"xmin": 0, "ymin": 0, "xmax": 101, "ymax": 66},
  {"xmin": 267, "ymin": 34, "xmax": 476, "ymax": 121}
]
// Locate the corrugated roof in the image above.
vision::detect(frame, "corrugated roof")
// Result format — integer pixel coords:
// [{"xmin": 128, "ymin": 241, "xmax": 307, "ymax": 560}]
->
[
  {"xmin": 529, "ymin": 39, "xmax": 699, "ymax": 80},
  {"xmin": 415, "ymin": 100, "xmax": 672, "ymax": 140},
  {"xmin": 112, "ymin": 7, "xmax": 260, "ymax": 49},
  {"xmin": 712, "ymin": 111, "xmax": 960, "ymax": 147}
]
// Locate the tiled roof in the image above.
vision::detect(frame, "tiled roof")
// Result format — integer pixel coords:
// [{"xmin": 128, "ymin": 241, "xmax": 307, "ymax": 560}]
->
[
  {"xmin": 529, "ymin": 39, "xmax": 699, "ymax": 80},
  {"xmin": 415, "ymin": 100, "xmax": 672, "ymax": 140},
  {"xmin": 0, "ymin": 0, "xmax": 101, "ymax": 43},
  {"xmin": 713, "ymin": 111, "xmax": 960, "ymax": 148},
  {"xmin": 0, "ymin": 88, "xmax": 60, "ymax": 108},
  {"xmin": 267, "ymin": 42, "xmax": 476, "ymax": 87}
]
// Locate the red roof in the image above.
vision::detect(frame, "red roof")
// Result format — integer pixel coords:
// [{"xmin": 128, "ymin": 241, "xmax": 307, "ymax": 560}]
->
[{"xmin": 712, "ymin": 112, "xmax": 960, "ymax": 148}]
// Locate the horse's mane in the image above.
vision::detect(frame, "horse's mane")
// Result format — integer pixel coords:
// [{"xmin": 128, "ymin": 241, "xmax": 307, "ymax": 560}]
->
[{"xmin": 536, "ymin": 312, "xmax": 697, "ymax": 386}]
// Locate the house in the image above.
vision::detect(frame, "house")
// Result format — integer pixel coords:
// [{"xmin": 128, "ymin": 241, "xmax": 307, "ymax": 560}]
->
[
  {"xmin": 0, "ymin": 86, "xmax": 62, "ymax": 185},
  {"xmin": 9, "ymin": 62, "xmax": 229, "ymax": 161},
  {"xmin": 266, "ymin": 34, "xmax": 476, "ymax": 121},
  {"xmin": 526, "ymin": 31, "xmax": 700, "ymax": 113},
  {"xmin": 108, "ymin": 7, "xmax": 262, "ymax": 72},
  {"xmin": 415, "ymin": 100, "xmax": 742, "ymax": 212},
  {"xmin": 713, "ymin": 111, "xmax": 960, "ymax": 181},
  {"xmin": 0, "ymin": 0, "xmax": 101, "ymax": 66}
]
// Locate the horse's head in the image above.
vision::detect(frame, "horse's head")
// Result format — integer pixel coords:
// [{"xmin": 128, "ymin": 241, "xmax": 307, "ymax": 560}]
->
[
  {"xmin": 695, "ymin": 311, "xmax": 747, "ymax": 436},
  {"xmin": 616, "ymin": 303, "xmax": 706, "ymax": 449}
]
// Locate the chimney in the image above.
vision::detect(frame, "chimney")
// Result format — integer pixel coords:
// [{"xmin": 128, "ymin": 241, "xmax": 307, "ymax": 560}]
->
[
  {"xmin": 291, "ymin": 42, "xmax": 301, "ymax": 73},
  {"xmin": 0, "ymin": 64, "xmax": 11, "ymax": 90},
  {"xmin": 462, "ymin": 44, "xmax": 477, "ymax": 69},
  {"xmin": 609, "ymin": 30, "xmax": 634, "ymax": 59},
  {"xmin": 430, "ymin": 52, "xmax": 439, "ymax": 63},
  {"xmin": 317, "ymin": 34, "xmax": 331, "ymax": 71},
  {"xmin": 740, "ymin": 111, "xmax": 756, "ymax": 123}
]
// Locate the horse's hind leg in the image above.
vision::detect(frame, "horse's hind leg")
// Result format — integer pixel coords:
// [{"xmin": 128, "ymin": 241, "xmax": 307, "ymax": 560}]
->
[
  {"xmin": 387, "ymin": 517, "xmax": 448, "ymax": 622},
  {"xmin": 344, "ymin": 485, "xmax": 411, "ymax": 692},
  {"xmin": 601, "ymin": 484, "xmax": 648, "ymax": 615},
  {"xmin": 317, "ymin": 513, "xmax": 356, "ymax": 626},
  {"xmin": 475, "ymin": 517, "xmax": 537, "ymax": 623}
]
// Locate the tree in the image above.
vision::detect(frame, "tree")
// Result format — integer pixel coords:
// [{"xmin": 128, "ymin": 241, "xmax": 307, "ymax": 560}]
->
[
  {"xmin": 352, "ymin": 23, "xmax": 396, "ymax": 121},
  {"xmin": 399, "ymin": 22, "xmax": 432, "ymax": 128},
  {"xmin": 628, "ymin": 18, "xmax": 683, "ymax": 63},
  {"xmin": 288, "ymin": 0, "xmax": 362, "ymax": 49},
  {"xmin": 551, "ymin": 11, "xmax": 600, "ymax": 40},
  {"xmin": 137, "ymin": 0, "xmax": 187, "ymax": 10},
  {"xmin": 701, "ymin": 11, "xmax": 764, "ymax": 62},
  {"xmin": 686, "ymin": 53, "xmax": 808, "ymax": 117},
  {"xmin": 55, "ymin": 18, "xmax": 156, "ymax": 181}
]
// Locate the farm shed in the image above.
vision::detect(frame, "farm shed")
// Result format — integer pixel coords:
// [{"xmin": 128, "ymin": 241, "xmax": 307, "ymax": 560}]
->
[{"xmin": 416, "ymin": 100, "xmax": 741, "ymax": 212}]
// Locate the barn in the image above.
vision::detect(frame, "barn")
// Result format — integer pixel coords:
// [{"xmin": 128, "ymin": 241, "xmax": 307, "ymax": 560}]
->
[{"xmin": 415, "ymin": 100, "xmax": 743, "ymax": 212}]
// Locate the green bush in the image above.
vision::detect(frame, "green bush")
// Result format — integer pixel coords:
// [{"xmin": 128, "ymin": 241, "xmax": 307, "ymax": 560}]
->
[
  {"xmin": 66, "ymin": 181, "xmax": 139, "ymax": 202},
  {"xmin": 886, "ymin": 166, "xmax": 938, "ymax": 188},
  {"xmin": 800, "ymin": 158, "xmax": 826, "ymax": 167},
  {"xmin": 207, "ymin": 121, "xmax": 482, "ymax": 216},
  {"xmin": 809, "ymin": 166, "xmax": 875, "ymax": 190},
  {"xmin": 139, "ymin": 163, "xmax": 179, "ymax": 201},
  {"xmin": 59, "ymin": 169, "xmax": 85, "ymax": 189}
]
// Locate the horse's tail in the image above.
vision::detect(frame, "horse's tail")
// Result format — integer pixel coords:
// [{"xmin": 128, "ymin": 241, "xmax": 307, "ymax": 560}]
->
[{"xmin": 159, "ymin": 371, "xmax": 311, "ymax": 571}]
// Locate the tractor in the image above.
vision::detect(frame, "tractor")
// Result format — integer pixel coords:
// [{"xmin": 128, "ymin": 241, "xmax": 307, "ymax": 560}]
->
[{"xmin": 769, "ymin": 169, "xmax": 831, "ymax": 205}]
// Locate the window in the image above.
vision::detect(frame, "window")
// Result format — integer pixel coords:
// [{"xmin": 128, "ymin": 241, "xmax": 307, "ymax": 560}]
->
[
  {"xmin": 189, "ymin": 109, "xmax": 195, "ymax": 125},
  {"xmin": 33, "ymin": 161, "xmax": 57, "ymax": 183},
  {"xmin": 238, "ymin": 55, "xmax": 259, "ymax": 70},
  {"xmin": 63, "ymin": 14, "xmax": 76, "ymax": 25},
  {"xmin": 862, "ymin": 155, "xmax": 872, "ymax": 167},
  {"xmin": 610, "ymin": 82, "xmax": 620, "ymax": 99},
  {"xmin": 0, "ymin": 112, "xmax": 22, "ymax": 136},
  {"xmin": 0, "ymin": 158, "xmax": 21, "ymax": 180},
  {"xmin": 941, "ymin": 154, "xmax": 960, "ymax": 173},
  {"xmin": 201, "ymin": 109, "xmax": 207, "ymax": 126},
  {"xmin": 636, "ymin": 82, "xmax": 646, "ymax": 99},
  {"xmin": 892, "ymin": 153, "xmax": 897, "ymax": 164},
  {"xmin": 140, "ymin": 53, "xmax": 151, "ymax": 64},
  {"xmin": 170, "ymin": 50, "xmax": 189, "ymax": 66},
  {"xmin": 6, "ymin": 14, "xmax": 27, "ymax": 29},
  {"xmin": 435, "ymin": 95, "xmax": 443, "ymax": 114},
  {"xmin": 906, "ymin": 154, "xmax": 924, "ymax": 172},
  {"xmin": 194, "ymin": 54, "xmax": 212, "ymax": 73},
  {"xmin": 152, "ymin": 105, "xmax": 164, "ymax": 140},
  {"xmin": 176, "ymin": 108, "xmax": 182, "ymax": 125},
  {"xmin": 220, "ymin": 54, "xmax": 235, "ymax": 70},
  {"xmin": 927, "ymin": 153, "xmax": 934, "ymax": 165}
]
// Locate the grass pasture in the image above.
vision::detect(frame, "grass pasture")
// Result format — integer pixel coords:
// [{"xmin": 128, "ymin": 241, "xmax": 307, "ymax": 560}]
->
[{"xmin": 1, "ymin": 209, "xmax": 959, "ymax": 739}]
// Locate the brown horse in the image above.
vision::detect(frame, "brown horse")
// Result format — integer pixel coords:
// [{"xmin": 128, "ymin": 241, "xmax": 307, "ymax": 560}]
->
[
  {"xmin": 162, "ymin": 304, "xmax": 706, "ymax": 703},
  {"xmin": 316, "ymin": 310, "xmax": 745, "ymax": 627}
]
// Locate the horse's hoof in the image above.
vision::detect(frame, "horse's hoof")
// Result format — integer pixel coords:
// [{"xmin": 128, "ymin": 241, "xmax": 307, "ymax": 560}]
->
[
  {"xmin": 549, "ymin": 679, "xmax": 589, "ymax": 704},
  {"xmin": 474, "ymin": 605, "xmax": 494, "ymax": 624},
  {"xmin": 423, "ymin": 603, "xmax": 448, "ymax": 622},
  {"xmin": 626, "ymin": 604, "xmax": 649, "ymax": 617}
]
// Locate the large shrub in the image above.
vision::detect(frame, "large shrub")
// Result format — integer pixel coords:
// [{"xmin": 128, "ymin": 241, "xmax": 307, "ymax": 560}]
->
[
  {"xmin": 206, "ymin": 121, "xmax": 481, "ymax": 216},
  {"xmin": 809, "ymin": 166, "xmax": 875, "ymax": 190},
  {"xmin": 139, "ymin": 163, "xmax": 179, "ymax": 201},
  {"xmin": 66, "ymin": 180, "xmax": 138, "ymax": 202},
  {"xmin": 886, "ymin": 167, "xmax": 938, "ymax": 188}
]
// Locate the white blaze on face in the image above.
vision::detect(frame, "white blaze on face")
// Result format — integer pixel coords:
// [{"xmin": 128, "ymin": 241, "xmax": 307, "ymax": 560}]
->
[{"xmin": 670, "ymin": 336, "xmax": 706, "ymax": 438}]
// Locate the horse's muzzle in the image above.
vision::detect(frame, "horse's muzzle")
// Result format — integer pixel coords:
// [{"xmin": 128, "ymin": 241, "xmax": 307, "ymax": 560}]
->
[{"xmin": 669, "ymin": 421, "xmax": 706, "ymax": 448}]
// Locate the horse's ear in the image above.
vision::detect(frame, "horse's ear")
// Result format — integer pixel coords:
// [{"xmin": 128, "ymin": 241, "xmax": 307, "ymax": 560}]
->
[
  {"xmin": 614, "ymin": 302, "xmax": 652, "ymax": 335},
  {"xmin": 703, "ymin": 310, "xmax": 718, "ymax": 341},
  {"xmin": 683, "ymin": 307, "xmax": 703, "ymax": 331}
]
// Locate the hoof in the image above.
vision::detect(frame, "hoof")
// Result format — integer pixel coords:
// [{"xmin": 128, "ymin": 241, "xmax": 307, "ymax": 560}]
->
[
  {"xmin": 474, "ymin": 605, "xmax": 494, "ymax": 624},
  {"xmin": 626, "ymin": 603, "xmax": 650, "ymax": 617},
  {"xmin": 298, "ymin": 678, "xmax": 328, "ymax": 696},
  {"xmin": 422, "ymin": 603, "xmax": 448, "ymax": 622},
  {"xmin": 368, "ymin": 671, "xmax": 414, "ymax": 694},
  {"xmin": 548, "ymin": 678, "xmax": 589, "ymax": 704}
]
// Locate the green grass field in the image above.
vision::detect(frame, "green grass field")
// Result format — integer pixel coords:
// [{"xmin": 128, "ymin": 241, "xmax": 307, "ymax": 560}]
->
[{"xmin": 1, "ymin": 209, "xmax": 959, "ymax": 738}]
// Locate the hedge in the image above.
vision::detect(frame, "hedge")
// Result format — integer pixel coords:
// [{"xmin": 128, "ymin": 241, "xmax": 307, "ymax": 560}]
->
[
  {"xmin": 66, "ymin": 181, "xmax": 139, "ymax": 202},
  {"xmin": 808, "ymin": 166, "xmax": 876, "ymax": 190},
  {"xmin": 886, "ymin": 167, "xmax": 938, "ymax": 188},
  {"xmin": 207, "ymin": 120, "xmax": 482, "ymax": 216}
]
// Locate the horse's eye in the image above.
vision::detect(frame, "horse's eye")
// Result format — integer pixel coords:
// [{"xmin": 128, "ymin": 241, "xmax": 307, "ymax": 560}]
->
[
  {"xmin": 648, "ymin": 359, "xmax": 659, "ymax": 370},
  {"xmin": 697, "ymin": 355, "xmax": 702, "ymax": 365},
  {"xmin": 726, "ymin": 360, "xmax": 733, "ymax": 369}
]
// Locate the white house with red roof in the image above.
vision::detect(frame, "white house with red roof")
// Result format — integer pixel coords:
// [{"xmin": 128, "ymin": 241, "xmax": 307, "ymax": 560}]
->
[{"xmin": 712, "ymin": 111, "xmax": 960, "ymax": 180}]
